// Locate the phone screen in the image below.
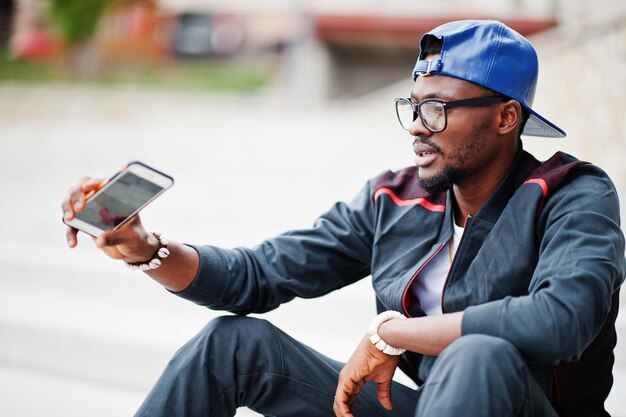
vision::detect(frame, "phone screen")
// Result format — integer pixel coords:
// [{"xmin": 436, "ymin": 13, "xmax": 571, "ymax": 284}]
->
[{"xmin": 75, "ymin": 171, "xmax": 165, "ymax": 232}]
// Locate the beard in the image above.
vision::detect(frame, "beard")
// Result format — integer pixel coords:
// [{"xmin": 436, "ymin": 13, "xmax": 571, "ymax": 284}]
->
[{"xmin": 417, "ymin": 165, "xmax": 465, "ymax": 194}]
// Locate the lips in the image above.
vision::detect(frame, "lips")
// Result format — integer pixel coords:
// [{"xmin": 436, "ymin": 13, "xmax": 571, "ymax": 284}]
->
[{"xmin": 413, "ymin": 142, "xmax": 439, "ymax": 168}]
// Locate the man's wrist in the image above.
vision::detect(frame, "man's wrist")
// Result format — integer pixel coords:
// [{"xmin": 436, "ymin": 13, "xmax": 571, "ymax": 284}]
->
[
  {"xmin": 367, "ymin": 311, "xmax": 406, "ymax": 355},
  {"xmin": 125, "ymin": 232, "xmax": 169, "ymax": 270},
  {"xmin": 143, "ymin": 232, "xmax": 161, "ymax": 260}
]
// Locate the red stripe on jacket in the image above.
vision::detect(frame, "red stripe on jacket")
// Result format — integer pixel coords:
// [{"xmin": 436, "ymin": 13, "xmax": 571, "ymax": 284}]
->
[{"xmin": 374, "ymin": 187, "xmax": 446, "ymax": 212}]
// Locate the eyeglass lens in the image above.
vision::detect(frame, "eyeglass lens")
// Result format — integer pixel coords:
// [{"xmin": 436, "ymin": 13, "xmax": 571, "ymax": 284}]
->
[{"xmin": 396, "ymin": 99, "xmax": 446, "ymax": 132}]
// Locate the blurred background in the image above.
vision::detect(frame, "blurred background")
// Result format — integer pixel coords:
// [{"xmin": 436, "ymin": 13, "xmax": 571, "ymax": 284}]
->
[{"xmin": 1, "ymin": 0, "xmax": 625, "ymax": 416}]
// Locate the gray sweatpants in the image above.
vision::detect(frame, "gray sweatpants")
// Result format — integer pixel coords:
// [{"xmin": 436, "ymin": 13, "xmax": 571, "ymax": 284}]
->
[{"xmin": 135, "ymin": 315, "xmax": 557, "ymax": 417}]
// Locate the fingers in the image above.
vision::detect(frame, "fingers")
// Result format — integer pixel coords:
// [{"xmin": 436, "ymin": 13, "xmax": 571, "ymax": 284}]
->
[
  {"xmin": 81, "ymin": 177, "xmax": 106, "ymax": 192},
  {"xmin": 333, "ymin": 389, "xmax": 355, "ymax": 417},
  {"xmin": 62, "ymin": 177, "xmax": 104, "ymax": 222},
  {"xmin": 333, "ymin": 370, "xmax": 363, "ymax": 417},
  {"xmin": 66, "ymin": 226, "xmax": 78, "ymax": 248},
  {"xmin": 376, "ymin": 379, "xmax": 394, "ymax": 410},
  {"xmin": 334, "ymin": 378, "xmax": 393, "ymax": 416},
  {"xmin": 62, "ymin": 177, "xmax": 106, "ymax": 248},
  {"xmin": 61, "ymin": 195, "xmax": 76, "ymax": 222}
]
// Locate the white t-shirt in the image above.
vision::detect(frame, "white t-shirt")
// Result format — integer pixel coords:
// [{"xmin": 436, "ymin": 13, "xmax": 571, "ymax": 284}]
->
[{"xmin": 413, "ymin": 222, "xmax": 465, "ymax": 315}]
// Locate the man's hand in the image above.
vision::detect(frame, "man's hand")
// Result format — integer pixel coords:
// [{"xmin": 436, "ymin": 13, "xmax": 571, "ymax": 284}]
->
[
  {"xmin": 333, "ymin": 334, "xmax": 400, "ymax": 417},
  {"xmin": 62, "ymin": 176, "xmax": 156, "ymax": 262},
  {"xmin": 62, "ymin": 176, "xmax": 199, "ymax": 292}
]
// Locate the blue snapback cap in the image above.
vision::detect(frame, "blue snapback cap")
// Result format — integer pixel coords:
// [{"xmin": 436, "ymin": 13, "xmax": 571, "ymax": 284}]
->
[{"xmin": 412, "ymin": 20, "xmax": 566, "ymax": 138}]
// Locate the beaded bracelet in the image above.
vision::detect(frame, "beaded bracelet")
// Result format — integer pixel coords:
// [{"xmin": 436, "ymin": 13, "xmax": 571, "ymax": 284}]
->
[
  {"xmin": 124, "ymin": 232, "xmax": 169, "ymax": 271},
  {"xmin": 367, "ymin": 310, "xmax": 407, "ymax": 355}
]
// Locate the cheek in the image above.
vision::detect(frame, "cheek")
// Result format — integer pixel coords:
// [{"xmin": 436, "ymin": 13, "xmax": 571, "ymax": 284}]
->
[
  {"xmin": 442, "ymin": 123, "xmax": 491, "ymax": 166},
  {"xmin": 450, "ymin": 139, "xmax": 487, "ymax": 163}
]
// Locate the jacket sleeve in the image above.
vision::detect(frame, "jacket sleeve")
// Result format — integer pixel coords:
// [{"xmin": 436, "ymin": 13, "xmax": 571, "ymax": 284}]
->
[
  {"xmin": 170, "ymin": 180, "xmax": 376, "ymax": 315},
  {"xmin": 462, "ymin": 165, "xmax": 626, "ymax": 364}
]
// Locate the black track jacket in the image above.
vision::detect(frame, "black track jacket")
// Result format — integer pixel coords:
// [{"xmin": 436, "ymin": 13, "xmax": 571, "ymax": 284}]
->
[{"xmin": 178, "ymin": 148, "xmax": 626, "ymax": 416}]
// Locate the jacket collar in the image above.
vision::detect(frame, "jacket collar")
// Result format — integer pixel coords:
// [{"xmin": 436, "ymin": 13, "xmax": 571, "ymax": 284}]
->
[
  {"xmin": 442, "ymin": 146, "xmax": 539, "ymax": 232},
  {"xmin": 476, "ymin": 146, "xmax": 539, "ymax": 225}
]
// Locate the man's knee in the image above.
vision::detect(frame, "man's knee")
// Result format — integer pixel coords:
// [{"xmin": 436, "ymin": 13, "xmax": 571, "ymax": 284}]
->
[
  {"xmin": 203, "ymin": 315, "xmax": 273, "ymax": 340},
  {"xmin": 422, "ymin": 334, "xmax": 527, "ymax": 406},
  {"xmin": 191, "ymin": 315, "xmax": 277, "ymax": 355},
  {"xmin": 193, "ymin": 315, "xmax": 282, "ymax": 369},
  {"xmin": 419, "ymin": 335, "xmax": 543, "ymax": 416}
]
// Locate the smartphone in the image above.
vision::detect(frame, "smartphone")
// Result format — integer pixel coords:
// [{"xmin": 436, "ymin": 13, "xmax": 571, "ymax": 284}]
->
[{"xmin": 64, "ymin": 161, "xmax": 174, "ymax": 237}]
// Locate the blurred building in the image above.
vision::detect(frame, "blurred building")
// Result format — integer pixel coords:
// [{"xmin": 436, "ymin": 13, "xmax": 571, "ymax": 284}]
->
[
  {"xmin": 6, "ymin": 0, "xmax": 625, "ymax": 154},
  {"xmin": 0, "ymin": 0, "xmax": 15, "ymax": 49},
  {"xmin": 98, "ymin": 0, "xmax": 170, "ymax": 61},
  {"xmin": 9, "ymin": 1, "xmax": 558, "ymax": 84}
]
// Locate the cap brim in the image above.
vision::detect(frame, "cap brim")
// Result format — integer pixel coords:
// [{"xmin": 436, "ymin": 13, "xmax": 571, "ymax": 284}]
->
[{"xmin": 522, "ymin": 108, "xmax": 566, "ymax": 138}]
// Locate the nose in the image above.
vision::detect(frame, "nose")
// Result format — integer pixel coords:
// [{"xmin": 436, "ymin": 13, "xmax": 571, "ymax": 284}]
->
[{"xmin": 408, "ymin": 114, "xmax": 433, "ymax": 138}]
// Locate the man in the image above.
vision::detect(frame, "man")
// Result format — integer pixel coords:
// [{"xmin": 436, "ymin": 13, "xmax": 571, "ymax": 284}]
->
[{"xmin": 62, "ymin": 20, "xmax": 625, "ymax": 416}]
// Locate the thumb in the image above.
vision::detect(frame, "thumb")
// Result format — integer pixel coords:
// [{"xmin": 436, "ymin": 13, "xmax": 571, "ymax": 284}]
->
[
  {"xmin": 96, "ymin": 229, "xmax": 133, "ymax": 248},
  {"xmin": 96, "ymin": 216, "xmax": 144, "ymax": 248},
  {"xmin": 376, "ymin": 379, "xmax": 393, "ymax": 410}
]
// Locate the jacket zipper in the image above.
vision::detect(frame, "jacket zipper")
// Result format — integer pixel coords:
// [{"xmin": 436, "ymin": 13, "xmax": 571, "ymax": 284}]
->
[
  {"xmin": 401, "ymin": 243, "xmax": 447, "ymax": 318},
  {"xmin": 440, "ymin": 215, "xmax": 473, "ymax": 314}
]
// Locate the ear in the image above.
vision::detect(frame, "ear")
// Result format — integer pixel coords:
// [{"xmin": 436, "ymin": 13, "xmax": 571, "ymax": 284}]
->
[{"xmin": 497, "ymin": 100, "xmax": 522, "ymax": 135}]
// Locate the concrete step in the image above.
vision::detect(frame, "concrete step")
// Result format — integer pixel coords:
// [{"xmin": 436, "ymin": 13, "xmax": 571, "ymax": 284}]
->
[
  {"xmin": 0, "ymin": 240, "xmax": 379, "ymax": 416},
  {"xmin": 0, "ymin": 364, "xmax": 262, "ymax": 417}
]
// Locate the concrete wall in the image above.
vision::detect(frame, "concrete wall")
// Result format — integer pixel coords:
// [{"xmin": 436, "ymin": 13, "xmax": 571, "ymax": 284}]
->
[{"xmin": 524, "ymin": 15, "xmax": 626, "ymax": 220}]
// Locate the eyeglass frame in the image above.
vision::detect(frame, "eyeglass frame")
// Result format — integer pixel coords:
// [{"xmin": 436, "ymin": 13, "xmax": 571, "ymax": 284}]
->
[{"xmin": 394, "ymin": 95, "xmax": 509, "ymax": 133}]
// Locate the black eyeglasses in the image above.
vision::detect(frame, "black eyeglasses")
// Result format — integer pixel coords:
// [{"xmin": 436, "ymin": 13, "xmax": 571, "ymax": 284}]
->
[{"xmin": 394, "ymin": 96, "xmax": 508, "ymax": 133}]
